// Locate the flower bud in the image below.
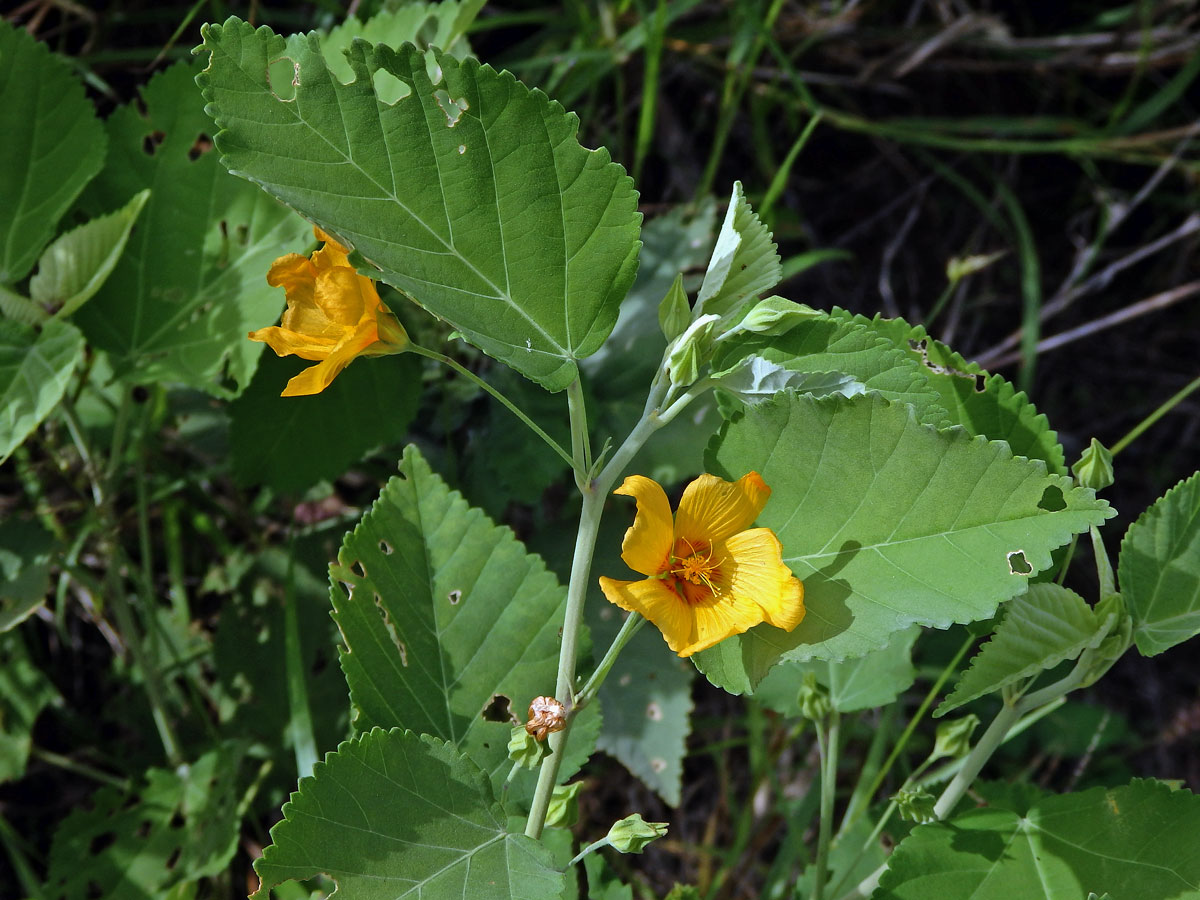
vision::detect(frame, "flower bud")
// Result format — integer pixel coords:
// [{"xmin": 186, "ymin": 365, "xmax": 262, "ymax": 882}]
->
[
  {"xmin": 893, "ymin": 787, "xmax": 937, "ymax": 823},
  {"xmin": 658, "ymin": 273, "xmax": 691, "ymax": 342},
  {"xmin": 546, "ymin": 781, "xmax": 582, "ymax": 828},
  {"xmin": 797, "ymin": 671, "xmax": 831, "ymax": 721},
  {"xmin": 1072, "ymin": 438, "xmax": 1114, "ymax": 492},
  {"xmin": 723, "ymin": 296, "xmax": 819, "ymax": 338},
  {"xmin": 932, "ymin": 714, "xmax": 979, "ymax": 761},
  {"xmin": 606, "ymin": 813, "xmax": 669, "ymax": 854},
  {"xmin": 665, "ymin": 314, "xmax": 719, "ymax": 387},
  {"xmin": 525, "ymin": 696, "xmax": 567, "ymax": 741}
]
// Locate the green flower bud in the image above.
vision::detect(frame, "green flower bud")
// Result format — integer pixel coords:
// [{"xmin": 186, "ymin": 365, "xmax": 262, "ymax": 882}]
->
[
  {"xmin": 665, "ymin": 314, "xmax": 719, "ymax": 387},
  {"xmin": 893, "ymin": 787, "xmax": 937, "ymax": 824},
  {"xmin": 932, "ymin": 714, "xmax": 980, "ymax": 761},
  {"xmin": 658, "ymin": 273, "xmax": 692, "ymax": 342},
  {"xmin": 508, "ymin": 725, "xmax": 548, "ymax": 769},
  {"xmin": 723, "ymin": 296, "xmax": 819, "ymax": 338},
  {"xmin": 797, "ymin": 671, "xmax": 832, "ymax": 721},
  {"xmin": 546, "ymin": 781, "xmax": 583, "ymax": 828},
  {"xmin": 1072, "ymin": 438, "xmax": 1114, "ymax": 491},
  {"xmin": 946, "ymin": 250, "xmax": 1006, "ymax": 285},
  {"xmin": 606, "ymin": 813, "xmax": 669, "ymax": 854}
]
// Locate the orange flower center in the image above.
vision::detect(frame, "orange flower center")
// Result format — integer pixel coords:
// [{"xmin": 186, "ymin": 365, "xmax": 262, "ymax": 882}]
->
[{"xmin": 665, "ymin": 539, "xmax": 722, "ymax": 603}]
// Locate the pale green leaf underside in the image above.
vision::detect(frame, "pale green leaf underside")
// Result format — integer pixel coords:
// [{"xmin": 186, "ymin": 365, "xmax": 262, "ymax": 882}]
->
[
  {"xmin": 696, "ymin": 393, "xmax": 1113, "ymax": 693},
  {"xmin": 1120, "ymin": 470, "xmax": 1200, "ymax": 656},
  {"xmin": 31, "ymin": 190, "xmax": 149, "ymax": 317},
  {"xmin": 877, "ymin": 779, "xmax": 1200, "ymax": 900},
  {"xmin": 252, "ymin": 729, "xmax": 563, "ymax": 900},
  {"xmin": 331, "ymin": 445, "xmax": 569, "ymax": 789},
  {"xmin": 0, "ymin": 19, "xmax": 106, "ymax": 284},
  {"xmin": 0, "ymin": 319, "xmax": 84, "ymax": 463},
  {"xmin": 834, "ymin": 309, "xmax": 1065, "ymax": 472},
  {"xmin": 73, "ymin": 62, "xmax": 310, "ymax": 396},
  {"xmin": 696, "ymin": 181, "xmax": 781, "ymax": 319},
  {"xmin": 197, "ymin": 17, "xmax": 641, "ymax": 391},
  {"xmin": 935, "ymin": 584, "xmax": 1104, "ymax": 717},
  {"xmin": 755, "ymin": 626, "xmax": 918, "ymax": 715}
]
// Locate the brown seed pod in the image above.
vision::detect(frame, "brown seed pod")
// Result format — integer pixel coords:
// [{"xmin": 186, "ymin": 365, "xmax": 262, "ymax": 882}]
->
[{"xmin": 525, "ymin": 695, "xmax": 567, "ymax": 741}]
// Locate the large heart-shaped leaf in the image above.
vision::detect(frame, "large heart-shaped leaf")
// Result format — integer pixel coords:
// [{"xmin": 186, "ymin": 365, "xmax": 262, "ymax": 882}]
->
[
  {"xmin": 695, "ymin": 393, "xmax": 1113, "ymax": 693},
  {"xmin": 197, "ymin": 17, "xmax": 641, "ymax": 391}
]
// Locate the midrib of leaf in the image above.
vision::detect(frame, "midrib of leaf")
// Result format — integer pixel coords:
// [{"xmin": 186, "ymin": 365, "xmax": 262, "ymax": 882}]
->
[{"xmin": 219, "ymin": 40, "xmax": 568, "ymax": 360}]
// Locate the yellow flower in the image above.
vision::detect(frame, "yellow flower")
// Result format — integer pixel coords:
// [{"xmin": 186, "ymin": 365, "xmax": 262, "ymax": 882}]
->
[
  {"xmin": 599, "ymin": 472, "xmax": 804, "ymax": 658},
  {"xmin": 249, "ymin": 227, "xmax": 408, "ymax": 396}
]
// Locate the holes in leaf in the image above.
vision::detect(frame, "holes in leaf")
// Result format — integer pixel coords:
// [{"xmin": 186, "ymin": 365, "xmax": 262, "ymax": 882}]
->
[
  {"xmin": 372, "ymin": 68, "xmax": 412, "ymax": 105},
  {"xmin": 1007, "ymin": 550, "xmax": 1033, "ymax": 576},
  {"xmin": 378, "ymin": 539, "xmax": 393, "ymax": 555},
  {"xmin": 1038, "ymin": 485, "xmax": 1067, "ymax": 512},
  {"xmin": 425, "ymin": 52, "xmax": 443, "ymax": 85},
  {"xmin": 397, "ymin": 642, "xmax": 408, "ymax": 666},
  {"xmin": 448, "ymin": 589, "xmax": 462, "ymax": 605},
  {"xmin": 650, "ymin": 758, "xmax": 667, "ymax": 773},
  {"xmin": 338, "ymin": 581, "xmax": 353, "ymax": 598},
  {"xmin": 86, "ymin": 882, "xmax": 104, "ymax": 900},
  {"xmin": 353, "ymin": 560, "xmax": 366, "ymax": 578},
  {"xmin": 188, "ymin": 133, "xmax": 212, "ymax": 161},
  {"xmin": 169, "ymin": 811, "xmax": 185, "ymax": 830},
  {"xmin": 646, "ymin": 702, "xmax": 663, "ymax": 721},
  {"xmin": 434, "ymin": 89, "xmax": 469, "ymax": 127},
  {"xmin": 165, "ymin": 847, "xmax": 182, "ymax": 870},
  {"xmin": 141, "ymin": 130, "xmax": 166, "ymax": 156},
  {"xmin": 135, "ymin": 819, "xmax": 153, "ymax": 838},
  {"xmin": 267, "ymin": 57, "xmax": 299, "ymax": 101},
  {"xmin": 481, "ymin": 694, "xmax": 515, "ymax": 724},
  {"xmin": 89, "ymin": 832, "xmax": 116, "ymax": 855}
]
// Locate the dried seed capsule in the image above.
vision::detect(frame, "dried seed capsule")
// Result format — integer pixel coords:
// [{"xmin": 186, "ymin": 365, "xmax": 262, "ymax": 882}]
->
[{"xmin": 525, "ymin": 696, "xmax": 567, "ymax": 741}]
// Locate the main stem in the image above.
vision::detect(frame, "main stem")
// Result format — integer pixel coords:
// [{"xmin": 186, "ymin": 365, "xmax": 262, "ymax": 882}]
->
[{"xmin": 811, "ymin": 711, "xmax": 841, "ymax": 900}]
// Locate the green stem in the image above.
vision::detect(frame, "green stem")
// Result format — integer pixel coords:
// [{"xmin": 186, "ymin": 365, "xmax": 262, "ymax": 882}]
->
[
  {"xmin": 31, "ymin": 747, "xmax": 130, "ymax": 790},
  {"xmin": 1111, "ymin": 373, "xmax": 1200, "ymax": 456},
  {"xmin": 58, "ymin": 396, "xmax": 103, "ymax": 506},
  {"xmin": 567, "ymin": 836, "xmax": 612, "ymax": 869},
  {"xmin": 811, "ymin": 711, "xmax": 841, "ymax": 900},
  {"xmin": 283, "ymin": 544, "xmax": 318, "ymax": 778},
  {"xmin": 567, "ymin": 377, "xmax": 592, "ymax": 484},
  {"xmin": 575, "ymin": 612, "xmax": 647, "ymax": 708},
  {"xmin": 930, "ymin": 700, "xmax": 1021, "ymax": 821},
  {"xmin": 409, "ymin": 345, "xmax": 576, "ymax": 470}
]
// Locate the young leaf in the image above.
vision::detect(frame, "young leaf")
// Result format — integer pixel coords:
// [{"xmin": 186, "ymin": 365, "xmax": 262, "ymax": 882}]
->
[
  {"xmin": 0, "ymin": 516, "xmax": 56, "ymax": 633},
  {"xmin": 1120, "ymin": 470, "xmax": 1200, "ymax": 656},
  {"xmin": 46, "ymin": 746, "xmax": 243, "ymax": 898},
  {"xmin": 0, "ymin": 631, "xmax": 59, "ymax": 783},
  {"xmin": 934, "ymin": 584, "xmax": 1106, "ymax": 717},
  {"xmin": 29, "ymin": 190, "xmax": 149, "ymax": 318},
  {"xmin": 72, "ymin": 62, "xmax": 311, "ymax": 396},
  {"xmin": 832, "ymin": 310, "xmax": 1065, "ymax": 472},
  {"xmin": 0, "ymin": 319, "xmax": 85, "ymax": 463},
  {"xmin": 695, "ymin": 182, "xmax": 781, "ymax": 320},
  {"xmin": 252, "ymin": 728, "xmax": 564, "ymax": 900},
  {"xmin": 229, "ymin": 349, "xmax": 421, "ymax": 492},
  {"xmin": 754, "ymin": 626, "xmax": 918, "ymax": 715},
  {"xmin": 696, "ymin": 393, "xmax": 1113, "ymax": 693},
  {"xmin": 0, "ymin": 19, "xmax": 106, "ymax": 284},
  {"xmin": 876, "ymin": 779, "xmax": 1200, "ymax": 900},
  {"xmin": 330, "ymin": 445, "xmax": 574, "ymax": 788},
  {"xmin": 197, "ymin": 18, "xmax": 642, "ymax": 392}
]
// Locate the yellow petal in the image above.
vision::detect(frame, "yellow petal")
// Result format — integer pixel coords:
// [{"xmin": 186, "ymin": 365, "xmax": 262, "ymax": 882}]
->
[
  {"xmin": 721, "ymin": 528, "xmax": 805, "ymax": 632},
  {"xmin": 312, "ymin": 227, "xmax": 353, "ymax": 268},
  {"xmin": 598, "ymin": 577, "xmax": 696, "ymax": 656},
  {"xmin": 279, "ymin": 320, "xmax": 378, "ymax": 396},
  {"xmin": 248, "ymin": 325, "xmax": 339, "ymax": 361},
  {"xmin": 613, "ymin": 475, "xmax": 674, "ymax": 577},
  {"xmin": 675, "ymin": 471, "xmax": 771, "ymax": 546},
  {"xmin": 311, "ymin": 267, "xmax": 373, "ymax": 327},
  {"xmin": 685, "ymin": 593, "xmax": 767, "ymax": 656}
]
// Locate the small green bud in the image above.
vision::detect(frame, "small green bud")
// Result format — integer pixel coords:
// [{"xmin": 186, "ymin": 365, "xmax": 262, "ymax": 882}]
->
[
  {"xmin": 665, "ymin": 314, "xmax": 719, "ymax": 387},
  {"xmin": 946, "ymin": 250, "xmax": 1006, "ymax": 285},
  {"xmin": 545, "ymin": 781, "xmax": 583, "ymax": 828},
  {"xmin": 508, "ymin": 725, "xmax": 547, "ymax": 769},
  {"xmin": 1072, "ymin": 438, "xmax": 1114, "ymax": 491},
  {"xmin": 658, "ymin": 273, "xmax": 691, "ymax": 341},
  {"xmin": 893, "ymin": 787, "xmax": 937, "ymax": 824},
  {"xmin": 664, "ymin": 885, "xmax": 700, "ymax": 900},
  {"xmin": 797, "ymin": 671, "xmax": 832, "ymax": 721},
  {"xmin": 932, "ymin": 714, "xmax": 980, "ymax": 761},
  {"xmin": 606, "ymin": 813, "xmax": 669, "ymax": 854},
  {"xmin": 724, "ymin": 296, "xmax": 819, "ymax": 338},
  {"xmin": 1081, "ymin": 593, "xmax": 1132, "ymax": 686}
]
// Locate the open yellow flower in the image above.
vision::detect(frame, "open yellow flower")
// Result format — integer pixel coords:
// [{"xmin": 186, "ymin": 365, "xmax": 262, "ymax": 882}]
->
[
  {"xmin": 599, "ymin": 472, "xmax": 804, "ymax": 657},
  {"xmin": 249, "ymin": 227, "xmax": 408, "ymax": 396}
]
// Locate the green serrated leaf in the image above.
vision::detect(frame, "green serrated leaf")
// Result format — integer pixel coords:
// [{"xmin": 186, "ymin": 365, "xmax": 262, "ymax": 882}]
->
[
  {"xmin": 876, "ymin": 779, "xmax": 1200, "ymax": 900},
  {"xmin": 712, "ymin": 312, "xmax": 944, "ymax": 424},
  {"xmin": 936, "ymin": 584, "xmax": 1104, "ymax": 717},
  {"xmin": 0, "ymin": 515, "xmax": 56, "ymax": 632},
  {"xmin": 695, "ymin": 393, "xmax": 1114, "ymax": 693},
  {"xmin": 0, "ymin": 19, "xmax": 106, "ymax": 283},
  {"xmin": 1120, "ymin": 470, "xmax": 1200, "ymax": 656},
  {"xmin": 755, "ymin": 626, "xmax": 918, "ymax": 715},
  {"xmin": 0, "ymin": 318, "xmax": 85, "ymax": 463},
  {"xmin": 46, "ymin": 746, "xmax": 243, "ymax": 899},
  {"xmin": 229, "ymin": 348, "xmax": 421, "ymax": 492},
  {"xmin": 28, "ymin": 189, "xmax": 150, "ymax": 318},
  {"xmin": 330, "ymin": 445, "xmax": 573, "ymax": 789},
  {"xmin": 73, "ymin": 61, "xmax": 311, "ymax": 395},
  {"xmin": 0, "ymin": 630, "xmax": 58, "ymax": 783},
  {"xmin": 696, "ymin": 182, "xmax": 780, "ymax": 320},
  {"xmin": 197, "ymin": 18, "xmax": 641, "ymax": 391},
  {"xmin": 252, "ymin": 728, "xmax": 564, "ymax": 900},
  {"xmin": 832, "ymin": 310, "xmax": 1065, "ymax": 472}
]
